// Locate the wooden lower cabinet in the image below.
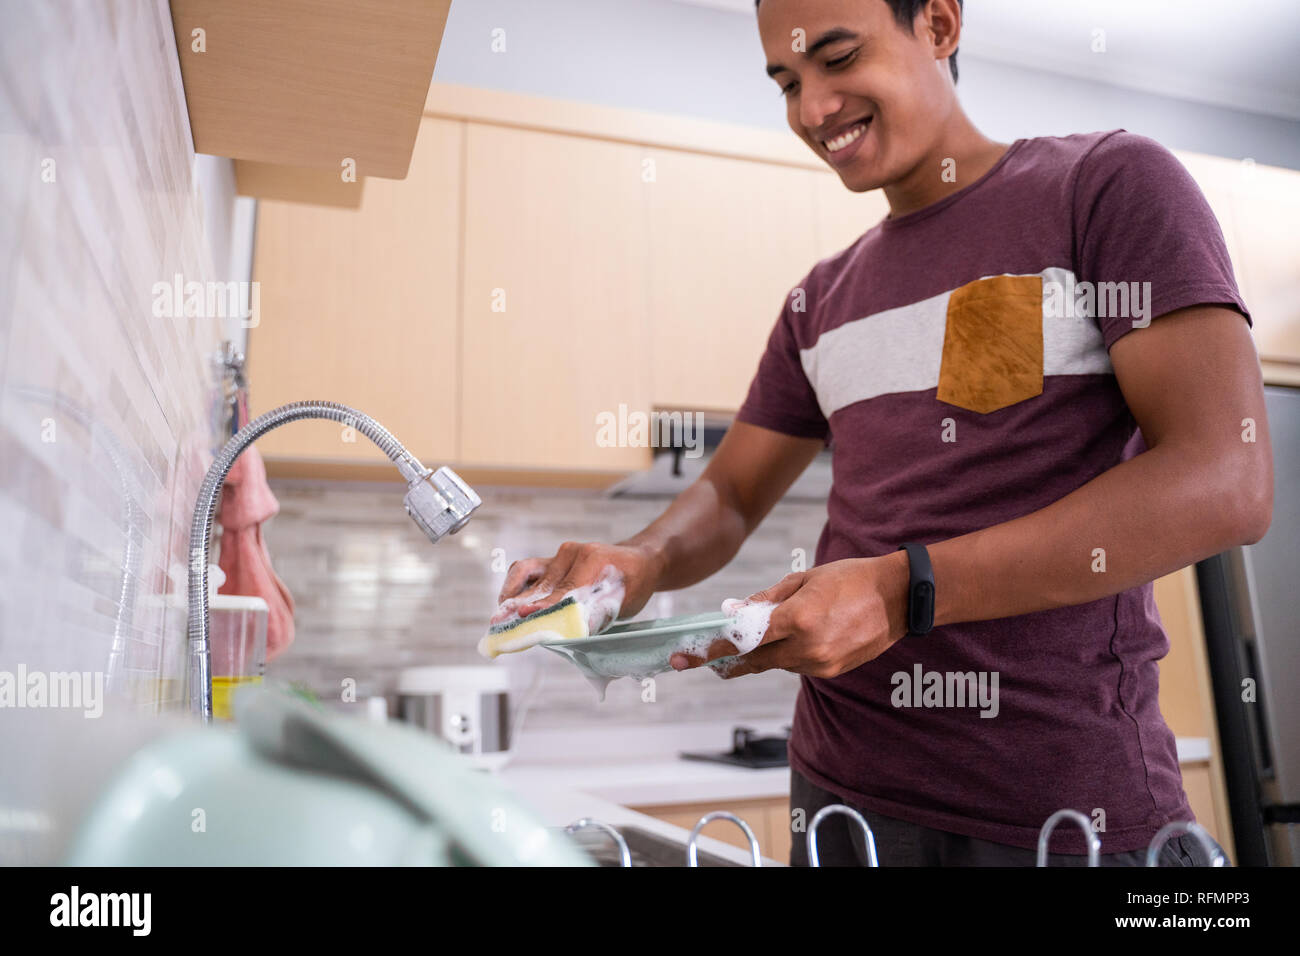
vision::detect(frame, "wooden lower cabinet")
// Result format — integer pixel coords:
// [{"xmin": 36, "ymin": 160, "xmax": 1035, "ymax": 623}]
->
[
  {"xmin": 1154, "ymin": 566, "xmax": 1236, "ymax": 862},
  {"xmin": 1179, "ymin": 762, "xmax": 1222, "ymax": 849},
  {"xmin": 630, "ymin": 796, "xmax": 791, "ymax": 865}
]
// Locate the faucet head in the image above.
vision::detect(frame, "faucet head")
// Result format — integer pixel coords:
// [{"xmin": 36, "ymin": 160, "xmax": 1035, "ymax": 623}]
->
[{"xmin": 404, "ymin": 466, "xmax": 481, "ymax": 544}]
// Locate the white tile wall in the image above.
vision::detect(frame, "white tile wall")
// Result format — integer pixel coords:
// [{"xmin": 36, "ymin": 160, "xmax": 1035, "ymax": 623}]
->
[{"xmin": 0, "ymin": 1, "xmax": 229, "ymax": 714}]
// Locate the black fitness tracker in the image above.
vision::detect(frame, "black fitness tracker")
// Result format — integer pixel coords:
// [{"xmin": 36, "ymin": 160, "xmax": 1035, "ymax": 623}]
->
[{"xmin": 897, "ymin": 543, "xmax": 935, "ymax": 636}]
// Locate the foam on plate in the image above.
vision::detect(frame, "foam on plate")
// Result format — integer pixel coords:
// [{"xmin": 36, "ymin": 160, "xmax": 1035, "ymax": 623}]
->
[
  {"xmin": 551, "ymin": 596, "xmax": 776, "ymax": 699},
  {"xmin": 707, "ymin": 598, "xmax": 775, "ymax": 678},
  {"xmin": 719, "ymin": 598, "xmax": 775, "ymax": 654}
]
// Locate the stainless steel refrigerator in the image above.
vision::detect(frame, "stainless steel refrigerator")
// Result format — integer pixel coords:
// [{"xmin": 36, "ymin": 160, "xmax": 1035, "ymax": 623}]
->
[{"xmin": 1197, "ymin": 384, "xmax": 1300, "ymax": 866}]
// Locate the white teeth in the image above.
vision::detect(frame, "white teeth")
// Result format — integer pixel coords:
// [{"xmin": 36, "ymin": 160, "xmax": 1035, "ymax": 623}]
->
[{"xmin": 824, "ymin": 121, "xmax": 868, "ymax": 153}]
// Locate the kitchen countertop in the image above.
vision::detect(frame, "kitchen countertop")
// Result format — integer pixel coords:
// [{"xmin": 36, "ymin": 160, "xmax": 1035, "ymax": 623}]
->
[
  {"xmin": 504, "ymin": 719, "xmax": 791, "ymax": 804},
  {"xmin": 500, "ymin": 719, "xmax": 1213, "ymax": 807},
  {"xmin": 502, "ymin": 757, "xmax": 789, "ymax": 806}
]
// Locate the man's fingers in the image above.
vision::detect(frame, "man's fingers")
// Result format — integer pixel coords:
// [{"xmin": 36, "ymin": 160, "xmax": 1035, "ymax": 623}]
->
[
  {"xmin": 669, "ymin": 637, "xmax": 741, "ymax": 671},
  {"xmin": 516, "ymin": 544, "xmax": 583, "ymax": 607},
  {"xmin": 719, "ymin": 640, "xmax": 788, "ymax": 677},
  {"xmin": 713, "ymin": 635, "xmax": 810, "ymax": 678},
  {"xmin": 524, "ymin": 552, "xmax": 602, "ymax": 613},
  {"xmin": 745, "ymin": 571, "xmax": 807, "ymax": 606},
  {"xmin": 498, "ymin": 558, "xmax": 546, "ymax": 603},
  {"xmin": 714, "ymin": 656, "xmax": 764, "ymax": 679},
  {"xmin": 671, "ymin": 584, "xmax": 805, "ymax": 671}
]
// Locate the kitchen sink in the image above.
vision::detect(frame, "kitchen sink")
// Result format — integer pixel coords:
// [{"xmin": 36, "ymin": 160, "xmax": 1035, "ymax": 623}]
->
[{"xmin": 557, "ymin": 825, "xmax": 748, "ymax": 867}]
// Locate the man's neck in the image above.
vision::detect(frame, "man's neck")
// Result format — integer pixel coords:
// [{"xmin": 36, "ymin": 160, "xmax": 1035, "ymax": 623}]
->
[{"xmin": 882, "ymin": 115, "xmax": 1009, "ymax": 220}]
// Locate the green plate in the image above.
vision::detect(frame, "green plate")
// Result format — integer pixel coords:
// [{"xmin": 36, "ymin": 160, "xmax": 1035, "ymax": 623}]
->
[{"xmin": 540, "ymin": 611, "xmax": 736, "ymax": 698}]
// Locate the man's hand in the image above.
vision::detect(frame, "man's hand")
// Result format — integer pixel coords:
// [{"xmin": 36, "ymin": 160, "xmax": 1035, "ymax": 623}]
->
[
  {"xmin": 494, "ymin": 541, "xmax": 663, "ymax": 624},
  {"xmin": 670, "ymin": 550, "xmax": 912, "ymax": 678}
]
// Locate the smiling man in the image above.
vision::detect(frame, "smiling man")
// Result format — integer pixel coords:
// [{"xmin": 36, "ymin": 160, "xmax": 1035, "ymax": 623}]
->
[{"xmin": 495, "ymin": 0, "xmax": 1273, "ymax": 866}]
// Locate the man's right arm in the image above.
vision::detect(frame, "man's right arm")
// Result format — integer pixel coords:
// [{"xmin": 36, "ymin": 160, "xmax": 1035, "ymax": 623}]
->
[
  {"xmin": 623, "ymin": 421, "xmax": 824, "ymax": 590},
  {"xmin": 496, "ymin": 421, "xmax": 824, "ymax": 621}
]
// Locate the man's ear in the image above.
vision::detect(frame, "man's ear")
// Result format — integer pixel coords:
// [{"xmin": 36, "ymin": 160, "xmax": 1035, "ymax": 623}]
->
[{"xmin": 923, "ymin": 0, "xmax": 962, "ymax": 65}]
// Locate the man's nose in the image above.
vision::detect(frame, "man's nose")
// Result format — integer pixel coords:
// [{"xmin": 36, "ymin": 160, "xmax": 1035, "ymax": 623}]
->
[{"xmin": 798, "ymin": 75, "xmax": 846, "ymax": 135}]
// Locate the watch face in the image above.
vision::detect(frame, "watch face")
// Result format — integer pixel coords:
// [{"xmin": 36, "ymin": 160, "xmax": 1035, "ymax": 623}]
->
[{"xmin": 911, "ymin": 581, "xmax": 934, "ymax": 633}]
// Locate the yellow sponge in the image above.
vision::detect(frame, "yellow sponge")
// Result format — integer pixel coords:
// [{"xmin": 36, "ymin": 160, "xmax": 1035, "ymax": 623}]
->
[{"xmin": 478, "ymin": 597, "xmax": 588, "ymax": 658}]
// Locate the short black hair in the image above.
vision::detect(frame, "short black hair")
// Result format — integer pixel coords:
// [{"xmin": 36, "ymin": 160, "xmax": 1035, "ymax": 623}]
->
[{"xmin": 756, "ymin": 0, "xmax": 963, "ymax": 84}]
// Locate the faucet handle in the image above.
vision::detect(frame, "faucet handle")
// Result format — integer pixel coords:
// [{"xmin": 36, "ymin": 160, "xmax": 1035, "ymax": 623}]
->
[{"xmin": 404, "ymin": 466, "xmax": 481, "ymax": 543}]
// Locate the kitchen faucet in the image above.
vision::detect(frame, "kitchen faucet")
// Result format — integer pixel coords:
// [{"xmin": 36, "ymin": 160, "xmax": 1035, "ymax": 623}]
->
[{"xmin": 187, "ymin": 400, "xmax": 481, "ymax": 722}]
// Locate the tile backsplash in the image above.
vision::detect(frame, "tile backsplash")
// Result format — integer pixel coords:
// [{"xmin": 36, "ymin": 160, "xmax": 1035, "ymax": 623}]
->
[
  {"xmin": 0, "ymin": 1, "xmax": 230, "ymax": 713},
  {"xmin": 264, "ymin": 479, "xmax": 828, "ymax": 730}
]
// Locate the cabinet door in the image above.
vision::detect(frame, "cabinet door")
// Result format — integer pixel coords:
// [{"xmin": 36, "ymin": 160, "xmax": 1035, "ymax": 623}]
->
[
  {"xmin": 644, "ymin": 149, "xmax": 820, "ymax": 413},
  {"xmin": 248, "ymin": 117, "xmax": 463, "ymax": 464},
  {"xmin": 809, "ymin": 171, "xmax": 889, "ymax": 260},
  {"xmin": 1230, "ymin": 163, "xmax": 1300, "ymax": 365},
  {"xmin": 630, "ymin": 798, "xmax": 784, "ymax": 859},
  {"xmin": 1155, "ymin": 566, "xmax": 1213, "ymax": 738},
  {"xmin": 459, "ymin": 124, "xmax": 652, "ymax": 471}
]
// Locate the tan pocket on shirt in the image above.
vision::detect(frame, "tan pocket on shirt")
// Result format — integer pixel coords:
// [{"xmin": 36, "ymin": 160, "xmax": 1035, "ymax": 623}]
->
[{"xmin": 937, "ymin": 275, "xmax": 1044, "ymax": 414}]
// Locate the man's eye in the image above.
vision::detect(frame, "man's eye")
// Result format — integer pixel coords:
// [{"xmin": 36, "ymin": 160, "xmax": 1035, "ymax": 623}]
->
[
  {"xmin": 826, "ymin": 49, "xmax": 859, "ymax": 69},
  {"xmin": 780, "ymin": 81, "xmax": 799, "ymax": 97}
]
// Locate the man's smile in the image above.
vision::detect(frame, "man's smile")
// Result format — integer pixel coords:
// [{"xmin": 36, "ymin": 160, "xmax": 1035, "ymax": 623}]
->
[{"xmin": 819, "ymin": 115, "xmax": 873, "ymax": 164}]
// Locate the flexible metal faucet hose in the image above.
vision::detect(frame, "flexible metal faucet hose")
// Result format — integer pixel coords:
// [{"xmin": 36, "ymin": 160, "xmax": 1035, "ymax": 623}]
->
[{"xmin": 187, "ymin": 401, "xmax": 465, "ymax": 722}]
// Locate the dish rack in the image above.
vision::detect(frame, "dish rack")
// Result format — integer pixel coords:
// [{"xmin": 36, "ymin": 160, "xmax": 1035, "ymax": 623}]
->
[{"xmin": 563, "ymin": 806, "xmax": 1226, "ymax": 867}]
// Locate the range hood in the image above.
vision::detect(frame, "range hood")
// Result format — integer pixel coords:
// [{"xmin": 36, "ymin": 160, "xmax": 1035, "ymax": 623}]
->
[{"xmin": 604, "ymin": 412, "xmax": 833, "ymax": 501}]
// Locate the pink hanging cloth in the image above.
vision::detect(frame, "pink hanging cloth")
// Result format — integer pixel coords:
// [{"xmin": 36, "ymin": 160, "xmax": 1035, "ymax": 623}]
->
[{"xmin": 217, "ymin": 445, "xmax": 296, "ymax": 660}]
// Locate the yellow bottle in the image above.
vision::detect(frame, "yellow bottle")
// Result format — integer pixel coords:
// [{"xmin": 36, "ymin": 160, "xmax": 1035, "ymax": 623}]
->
[{"xmin": 211, "ymin": 675, "xmax": 264, "ymax": 720}]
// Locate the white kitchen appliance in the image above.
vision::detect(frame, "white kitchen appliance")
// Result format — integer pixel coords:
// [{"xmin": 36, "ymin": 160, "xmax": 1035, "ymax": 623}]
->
[{"xmin": 397, "ymin": 665, "xmax": 512, "ymax": 769}]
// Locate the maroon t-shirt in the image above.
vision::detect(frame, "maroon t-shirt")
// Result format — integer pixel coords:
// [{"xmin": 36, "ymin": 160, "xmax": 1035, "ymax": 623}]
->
[{"xmin": 735, "ymin": 130, "xmax": 1250, "ymax": 853}]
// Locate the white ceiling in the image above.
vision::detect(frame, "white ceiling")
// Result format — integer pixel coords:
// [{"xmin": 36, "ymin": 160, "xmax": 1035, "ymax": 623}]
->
[{"xmin": 672, "ymin": 0, "xmax": 1300, "ymax": 121}]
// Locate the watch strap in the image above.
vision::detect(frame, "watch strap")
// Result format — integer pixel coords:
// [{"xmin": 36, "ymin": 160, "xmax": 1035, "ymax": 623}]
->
[{"xmin": 897, "ymin": 542, "xmax": 935, "ymax": 636}]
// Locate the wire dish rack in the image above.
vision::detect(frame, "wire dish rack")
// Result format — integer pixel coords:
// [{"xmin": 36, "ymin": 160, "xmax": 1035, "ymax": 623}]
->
[{"xmin": 560, "ymin": 807, "xmax": 1226, "ymax": 867}]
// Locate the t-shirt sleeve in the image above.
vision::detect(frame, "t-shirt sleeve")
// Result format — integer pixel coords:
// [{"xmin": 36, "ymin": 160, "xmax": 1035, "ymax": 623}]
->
[
  {"xmin": 734, "ymin": 291, "xmax": 831, "ymax": 443},
  {"xmin": 1072, "ymin": 130, "xmax": 1250, "ymax": 350}
]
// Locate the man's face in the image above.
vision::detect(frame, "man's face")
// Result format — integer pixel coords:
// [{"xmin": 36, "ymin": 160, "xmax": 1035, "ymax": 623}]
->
[{"xmin": 758, "ymin": 0, "xmax": 953, "ymax": 192}]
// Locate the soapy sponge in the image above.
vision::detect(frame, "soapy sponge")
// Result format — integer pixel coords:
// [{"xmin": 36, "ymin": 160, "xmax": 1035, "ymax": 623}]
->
[{"xmin": 478, "ymin": 596, "xmax": 589, "ymax": 658}]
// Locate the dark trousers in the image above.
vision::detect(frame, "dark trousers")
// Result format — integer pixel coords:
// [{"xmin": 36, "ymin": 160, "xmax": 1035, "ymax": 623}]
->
[{"xmin": 789, "ymin": 767, "xmax": 1229, "ymax": 867}]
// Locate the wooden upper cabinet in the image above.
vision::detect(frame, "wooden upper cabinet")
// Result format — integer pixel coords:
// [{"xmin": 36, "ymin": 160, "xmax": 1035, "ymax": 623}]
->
[
  {"xmin": 247, "ymin": 117, "xmax": 463, "ymax": 464},
  {"xmin": 645, "ymin": 150, "xmax": 820, "ymax": 413},
  {"xmin": 809, "ymin": 172, "xmax": 890, "ymax": 260},
  {"xmin": 244, "ymin": 82, "xmax": 1299, "ymax": 480},
  {"xmin": 458, "ymin": 124, "xmax": 653, "ymax": 472},
  {"xmin": 1230, "ymin": 164, "xmax": 1300, "ymax": 366},
  {"xmin": 170, "ymin": 0, "xmax": 451, "ymax": 178},
  {"xmin": 1176, "ymin": 152, "xmax": 1300, "ymax": 372}
]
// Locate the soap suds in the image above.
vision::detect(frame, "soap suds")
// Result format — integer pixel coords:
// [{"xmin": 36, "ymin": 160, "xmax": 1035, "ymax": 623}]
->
[
  {"xmin": 707, "ymin": 598, "xmax": 775, "ymax": 678},
  {"xmin": 479, "ymin": 564, "xmax": 625, "ymax": 658},
  {"xmin": 718, "ymin": 598, "xmax": 774, "ymax": 655}
]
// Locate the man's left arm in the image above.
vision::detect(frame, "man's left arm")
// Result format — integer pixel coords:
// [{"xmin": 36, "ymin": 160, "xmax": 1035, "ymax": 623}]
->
[
  {"xmin": 698, "ymin": 305, "xmax": 1272, "ymax": 678},
  {"xmin": 928, "ymin": 304, "xmax": 1271, "ymax": 627}
]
